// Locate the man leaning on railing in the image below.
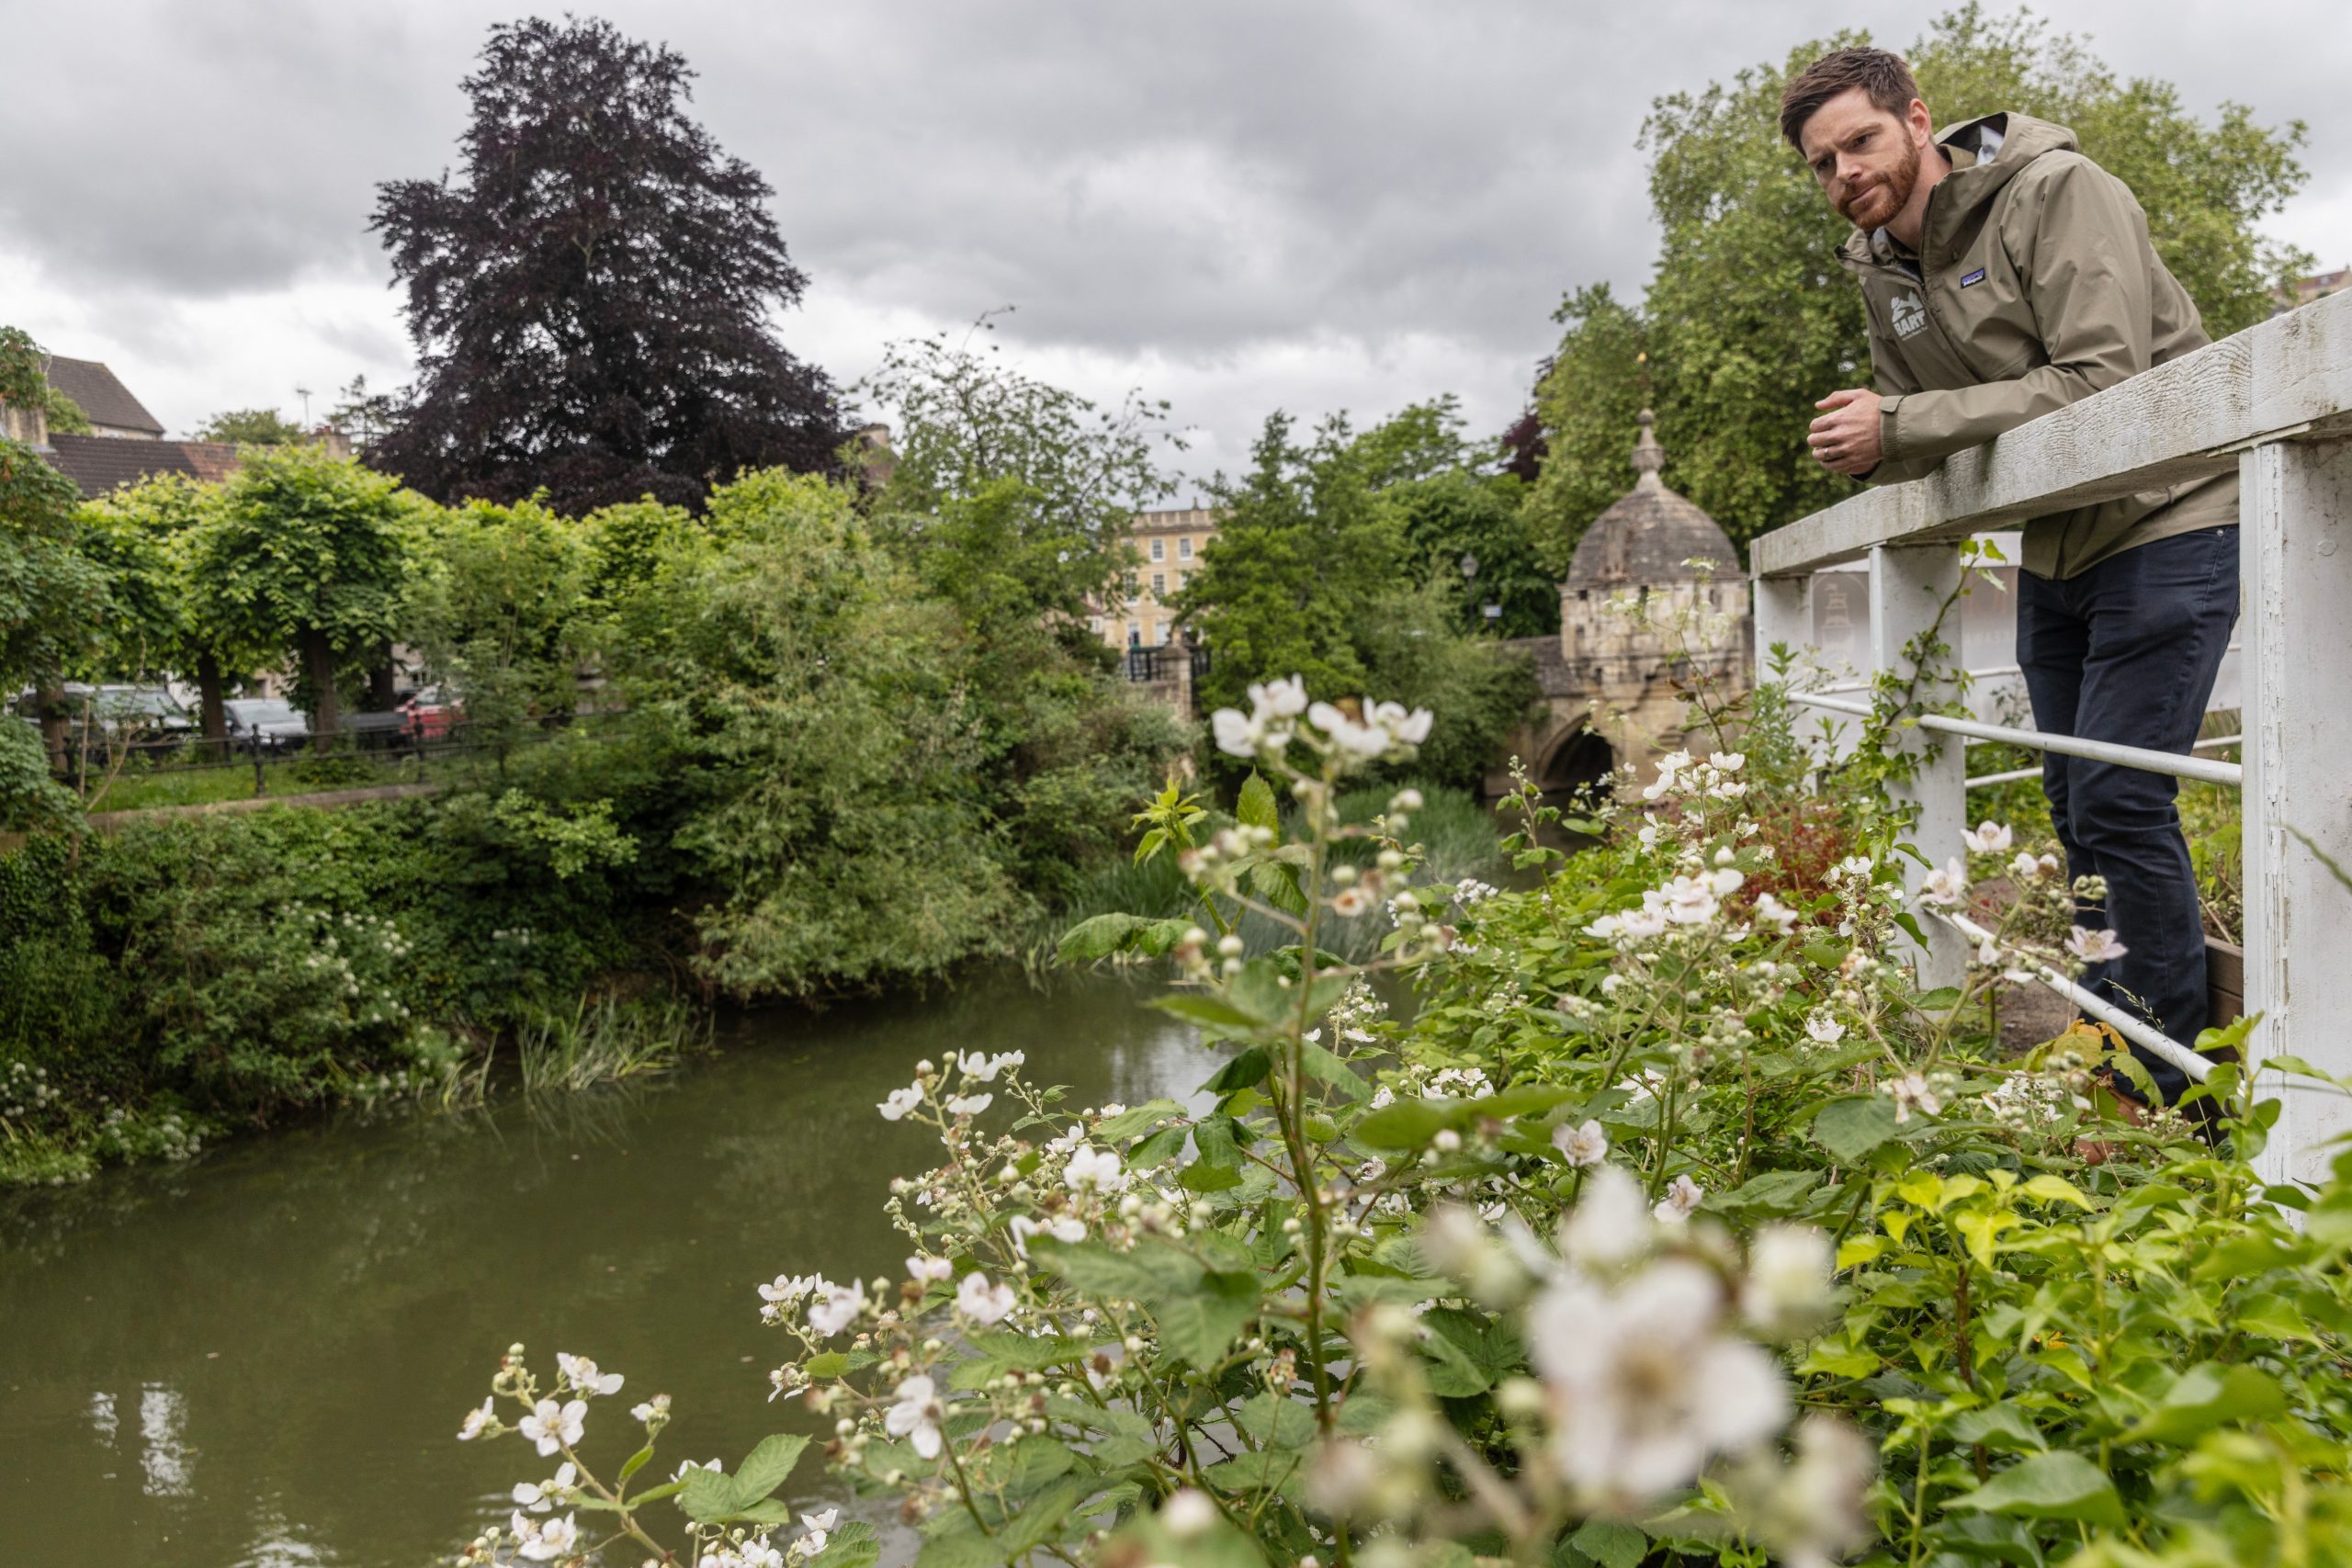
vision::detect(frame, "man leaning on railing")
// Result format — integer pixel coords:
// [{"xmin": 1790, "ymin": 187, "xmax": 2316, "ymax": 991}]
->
[{"xmin": 1783, "ymin": 46, "xmax": 2239, "ymax": 1109}]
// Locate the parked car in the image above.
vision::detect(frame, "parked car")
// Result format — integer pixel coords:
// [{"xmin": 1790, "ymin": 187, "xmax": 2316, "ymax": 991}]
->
[
  {"xmin": 223, "ymin": 697, "xmax": 311, "ymax": 755},
  {"xmin": 10, "ymin": 683, "xmax": 195, "ymax": 755},
  {"xmin": 93, "ymin": 685, "xmax": 196, "ymax": 750},
  {"xmin": 400, "ymin": 685, "xmax": 464, "ymax": 743}
]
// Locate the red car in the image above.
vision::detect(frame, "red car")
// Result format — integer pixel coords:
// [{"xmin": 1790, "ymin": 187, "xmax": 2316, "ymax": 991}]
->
[{"xmin": 400, "ymin": 685, "xmax": 464, "ymax": 742}]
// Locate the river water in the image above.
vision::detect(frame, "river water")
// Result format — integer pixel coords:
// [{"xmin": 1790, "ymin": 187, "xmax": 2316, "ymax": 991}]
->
[{"xmin": 0, "ymin": 972, "xmax": 1222, "ymax": 1566}]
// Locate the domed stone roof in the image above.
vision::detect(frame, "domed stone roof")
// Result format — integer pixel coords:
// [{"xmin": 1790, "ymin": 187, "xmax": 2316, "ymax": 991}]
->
[{"xmin": 1565, "ymin": 412, "xmax": 1739, "ymax": 588}]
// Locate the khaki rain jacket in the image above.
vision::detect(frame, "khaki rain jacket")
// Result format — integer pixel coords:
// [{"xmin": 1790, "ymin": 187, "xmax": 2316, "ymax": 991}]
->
[{"xmin": 1840, "ymin": 112, "xmax": 2236, "ymax": 579}]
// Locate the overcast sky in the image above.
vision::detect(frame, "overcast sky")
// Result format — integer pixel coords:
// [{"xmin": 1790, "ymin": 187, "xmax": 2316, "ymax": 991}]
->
[{"xmin": 3, "ymin": 0, "xmax": 2345, "ymax": 492}]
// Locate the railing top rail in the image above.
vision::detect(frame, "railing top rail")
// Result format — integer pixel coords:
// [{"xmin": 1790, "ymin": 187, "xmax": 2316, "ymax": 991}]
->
[{"xmin": 1750, "ymin": 289, "xmax": 2352, "ymax": 579}]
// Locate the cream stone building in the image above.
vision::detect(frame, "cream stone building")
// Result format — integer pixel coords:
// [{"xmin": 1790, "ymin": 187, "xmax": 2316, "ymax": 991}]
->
[
  {"xmin": 1494, "ymin": 412, "xmax": 1749, "ymax": 796},
  {"xmin": 1091, "ymin": 505, "xmax": 1219, "ymax": 651}
]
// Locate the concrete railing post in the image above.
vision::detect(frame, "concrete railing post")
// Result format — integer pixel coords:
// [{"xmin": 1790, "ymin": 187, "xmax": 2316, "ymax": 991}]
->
[
  {"xmin": 1870, "ymin": 543, "xmax": 1969, "ymax": 993},
  {"xmin": 1752, "ymin": 573, "xmax": 1810, "ymax": 681},
  {"xmin": 2242, "ymin": 436, "xmax": 2352, "ymax": 1188}
]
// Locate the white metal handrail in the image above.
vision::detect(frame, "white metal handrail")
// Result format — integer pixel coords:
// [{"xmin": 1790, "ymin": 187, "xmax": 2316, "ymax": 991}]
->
[
  {"xmin": 1967, "ymin": 736, "xmax": 2241, "ymax": 791},
  {"xmin": 1788, "ymin": 691, "xmax": 2244, "ymax": 786},
  {"xmin": 1749, "ymin": 288, "xmax": 2352, "ymax": 1185},
  {"xmin": 1939, "ymin": 909, "xmax": 2211, "ymax": 1084}
]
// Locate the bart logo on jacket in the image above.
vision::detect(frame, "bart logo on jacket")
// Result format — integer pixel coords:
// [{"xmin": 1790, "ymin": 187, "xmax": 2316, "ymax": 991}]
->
[
  {"xmin": 1838, "ymin": 111, "xmax": 2236, "ymax": 579},
  {"xmin": 1890, "ymin": 291, "xmax": 1928, "ymax": 340}
]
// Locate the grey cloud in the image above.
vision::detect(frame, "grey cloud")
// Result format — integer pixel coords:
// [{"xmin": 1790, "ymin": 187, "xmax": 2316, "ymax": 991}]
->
[{"xmin": 2, "ymin": 0, "xmax": 2344, "ymax": 453}]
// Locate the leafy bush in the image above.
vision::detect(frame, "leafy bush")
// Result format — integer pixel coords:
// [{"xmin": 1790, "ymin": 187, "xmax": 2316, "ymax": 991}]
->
[{"xmin": 438, "ymin": 675, "xmax": 2352, "ymax": 1567}]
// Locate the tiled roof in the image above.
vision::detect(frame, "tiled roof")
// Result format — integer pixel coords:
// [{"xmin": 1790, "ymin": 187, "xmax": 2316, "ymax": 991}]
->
[
  {"xmin": 42, "ymin": 356, "xmax": 164, "ymax": 435},
  {"xmin": 43, "ymin": 435, "xmax": 243, "ymax": 497}
]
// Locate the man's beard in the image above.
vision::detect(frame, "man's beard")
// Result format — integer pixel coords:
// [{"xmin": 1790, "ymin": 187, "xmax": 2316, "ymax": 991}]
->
[{"xmin": 1839, "ymin": 135, "xmax": 1921, "ymax": 231}]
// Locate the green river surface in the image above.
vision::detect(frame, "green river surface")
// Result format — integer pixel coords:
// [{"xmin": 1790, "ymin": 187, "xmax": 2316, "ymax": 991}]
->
[{"xmin": 0, "ymin": 971, "xmax": 1221, "ymax": 1566}]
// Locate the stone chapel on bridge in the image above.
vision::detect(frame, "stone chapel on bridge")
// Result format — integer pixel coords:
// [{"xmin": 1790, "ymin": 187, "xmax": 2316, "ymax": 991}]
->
[{"xmin": 1491, "ymin": 412, "xmax": 1751, "ymax": 798}]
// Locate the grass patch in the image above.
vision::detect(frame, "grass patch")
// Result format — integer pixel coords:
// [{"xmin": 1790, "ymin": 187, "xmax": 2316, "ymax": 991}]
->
[{"xmin": 514, "ymin": 993, "xmax": 707, "ymax": 1094}]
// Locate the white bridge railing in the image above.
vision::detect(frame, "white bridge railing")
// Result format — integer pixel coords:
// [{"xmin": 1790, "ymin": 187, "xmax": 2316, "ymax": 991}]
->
[{"xmin": 1749, "ymin": 288, "xmax": 2352, "ymax": 1187}]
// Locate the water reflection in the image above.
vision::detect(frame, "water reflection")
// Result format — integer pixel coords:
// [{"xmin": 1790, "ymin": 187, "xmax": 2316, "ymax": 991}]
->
[{"xmin": 0, "ymin": 972, "xmax": 1218, "ymax": 1566}]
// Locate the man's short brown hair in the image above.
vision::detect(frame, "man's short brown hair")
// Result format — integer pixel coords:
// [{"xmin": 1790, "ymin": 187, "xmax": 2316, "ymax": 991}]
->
[{"xmin": 1779, "ymin": 47, "xmax": 1921, "ymax": 150}]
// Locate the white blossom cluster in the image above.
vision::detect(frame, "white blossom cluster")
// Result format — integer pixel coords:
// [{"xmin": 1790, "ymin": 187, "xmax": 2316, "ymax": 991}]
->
[
  {"xmin": 1210, "ymin": 675, "xmax": 1434, "ymax": 767},
  {"xmin": 1330, "ymin": 1168, "xmax": 1864, "ymax": 1562}
]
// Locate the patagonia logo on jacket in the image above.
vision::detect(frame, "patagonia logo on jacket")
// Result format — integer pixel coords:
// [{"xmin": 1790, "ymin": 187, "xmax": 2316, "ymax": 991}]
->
[{"xmin": 1961, "ymin": 267, "xmax": 1988, "ymax": 288}]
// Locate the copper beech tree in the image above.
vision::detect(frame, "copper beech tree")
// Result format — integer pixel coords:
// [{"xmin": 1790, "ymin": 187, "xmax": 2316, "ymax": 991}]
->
[{"xmin": 369, "ymin": 17, "xmax": 847, "ymax": 513}]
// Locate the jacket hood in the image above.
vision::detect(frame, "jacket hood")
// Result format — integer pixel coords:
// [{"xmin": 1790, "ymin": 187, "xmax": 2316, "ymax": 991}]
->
[{"xmin": 1836, "ymin": 112, "xmax": 2079, "ymax": 270}]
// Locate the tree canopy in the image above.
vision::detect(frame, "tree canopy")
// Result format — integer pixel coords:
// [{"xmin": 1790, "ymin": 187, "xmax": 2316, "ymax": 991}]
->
[
  {"xmin": 369, "ymin": 16, "xmax": 848, "ymax": 513},
  {"xmin": 191, "ymin": 408, "xmax": 308, "ymax": 446},
  {"xmin": 1522, "ymin": 5, "xmax": 2311, "ymax": 558},
  {"xmin": 0, "ymin": 328, "xmax": 107, "ymax": 785},
  {"xmin": 190, "ymin": 446, "xmax": 416, "ymax": 744},
  {"xmin": 1176, "ymin": 408, "xmax": 1539, "ymax": 790}
]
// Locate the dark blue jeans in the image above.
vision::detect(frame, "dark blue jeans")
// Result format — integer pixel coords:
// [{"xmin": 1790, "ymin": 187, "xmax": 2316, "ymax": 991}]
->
[{"xmin": 2015, "ymin": 525, "xmax": 2238, "ymax": 1103}]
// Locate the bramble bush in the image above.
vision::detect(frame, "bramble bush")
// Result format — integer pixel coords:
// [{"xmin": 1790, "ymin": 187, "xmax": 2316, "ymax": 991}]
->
[{"xmin": 438, "ymin": 661, "xmax": 2352, "ymax": 1566}]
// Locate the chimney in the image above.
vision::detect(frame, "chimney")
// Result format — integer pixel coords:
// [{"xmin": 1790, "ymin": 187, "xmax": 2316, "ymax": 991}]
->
[{"xmin": 0, "ymin": 394, "xmax": 50, "ymax": 451}]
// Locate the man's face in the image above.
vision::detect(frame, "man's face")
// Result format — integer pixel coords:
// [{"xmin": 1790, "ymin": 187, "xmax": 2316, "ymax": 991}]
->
[{"xmin": 1798, "ymin": 87, "xmax": 1925, "ymax": 232}]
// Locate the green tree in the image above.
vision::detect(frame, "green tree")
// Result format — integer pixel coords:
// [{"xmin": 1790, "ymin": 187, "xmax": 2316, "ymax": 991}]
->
[
  {"xmin": 1526, "ymin": 6, "xmax": 2310, "ymax": 558},
  {"xmin": 77, "ymin": 475, "xmax": 266, "ymax": 746},
  {"xmin": 1521, "ymin": 286, "xmax": 1652, "ymax": 576},
  {"xmin": 325, "ymin": 376, "xmax": 395, "ymax": 452},
  {"xmin": 409, "ymin": 496, "xmax": 590, "ymax": 763},
  {"xmin": 0, "ymin": 328, "xmax": 107, "ymax": 779},
  {"xmin": 1176, "ymin": 412, "xmax": 1402, "ymax": 716},
  {"xmin": 1364, "ymin": 398, "xmax": 1557, "ymax": 638},
  {"xmin": 578, "ymin": 497, "xmax": 696, "ymax": 612},
  {"xmin": 608, "ymin": 469, "xmax": 1016, "ymax": 997},
  {"xmin": 191, "ymin": 408, "xmax": 309, "ymax": 446},
  {"xmin": 859, "ymin": 334, "xmax": 1193, "ymax": 896},
  {"xmin": 862, "ymin": 318, "xmax": 1183, "ymax": 610},
  {"xmin": 1178, "ymin": 410, "xmax": 1539, "ymax": 789},
  {"xmin": 191, "ymin": 446, "xmax": 414, "ymax": 747}
]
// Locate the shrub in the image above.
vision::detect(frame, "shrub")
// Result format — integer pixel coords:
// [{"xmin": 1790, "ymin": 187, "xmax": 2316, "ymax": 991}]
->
[{"xmin": 437, "ymin": 674, "xmax": 2352, "ymax": 1568}]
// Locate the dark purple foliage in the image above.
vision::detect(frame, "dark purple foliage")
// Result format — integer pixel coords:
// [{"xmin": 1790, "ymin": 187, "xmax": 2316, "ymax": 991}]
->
[{"xmin": 369, "ymin": 17, "xmax": 849, "ymax": 513}]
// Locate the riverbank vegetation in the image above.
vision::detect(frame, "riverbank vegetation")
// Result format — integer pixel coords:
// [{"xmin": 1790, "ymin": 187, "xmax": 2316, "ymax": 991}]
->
[
  {"xmin": 444, "ymin": 652, "xmax": 2348, "ymax": 1568},
  {"xmin": 0, "ymin": 313, "xmax": 1543, "ymax": 1187}
]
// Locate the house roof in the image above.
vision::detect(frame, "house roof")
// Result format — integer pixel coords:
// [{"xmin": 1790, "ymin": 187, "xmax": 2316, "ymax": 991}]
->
[
  {"xmin": 44, "ymin": 434, "xmax": 242, "ymax": 497},
  {"xmin": 42, "ymin": 355, "xmax": 164, "ymax": 435}
]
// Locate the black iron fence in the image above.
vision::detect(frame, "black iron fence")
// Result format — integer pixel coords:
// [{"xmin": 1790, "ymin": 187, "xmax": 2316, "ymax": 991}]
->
[
  {"xmin": 40, "ymin": 708, "xmax": 621, "ymax": 806},
  {"xmin": 1123, "ymin": 645, "xmax": 1212, "ymax": 683}
]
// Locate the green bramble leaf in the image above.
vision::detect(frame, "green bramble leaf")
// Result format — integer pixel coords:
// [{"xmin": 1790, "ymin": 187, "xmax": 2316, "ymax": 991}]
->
[
  {"xmin": 1095, "ymin": 1099, "xmax": 1185, "ymax": 1140},
  {"xmin": 679, "ymin": 1464, "xmax": 738, "ymax": 1522},
  {"xmin": 1153, "ymin": 1268, "xmax": 1258, "ymax": 1368},
  {"xmin": 2125, "ymin": 1363, "xmax": 2288, "ymax": 1442},
  {"xmin": 807, "ymin": 1519, "xmax": 880, "ymax": 1568},
  {"xmin": 1057, "ymin": 914, "xmax": 1154, "ymax": 963},
  {"xmin": 1356, "ymin": 1096, "xmax": 1457, "ymax": 1150},
  {"xmin": 1202, "ymin": 1047, "xmax": 1272, "ymax": 1093},
  {"xmin": 1568, "ymin": 1519, "xmax": 1649, "ymax": 1568},
  {"xmin": 1942, "ymin": 1451, "xmax": 2125, "ymax": 1528},
  {"xmin": 1251, "ymin": 857, "xmax": 1310, "ymax": 916},
  {"xmin": 1156, "ymin": 995, "xmax": 1269, "ymax": 1035},
  {"xmin": 729, "ymin": 1432, "xmax": 810, "ymax": 1506},
  {"xmin": 1235, "ymin": 771, "xmax": 1281, "ymax": 835},
  {"xmin": 1128, "ymin": 1123, "xmax": 1191, "ymax": 1168},
  {"xmin": 1945, "ymin": 1404, "xmax": 2049, "ymax": 1451},
  {"xmin": 1809, "ymin": 1095, "xmax": 1902, "ymax": 1164}
]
